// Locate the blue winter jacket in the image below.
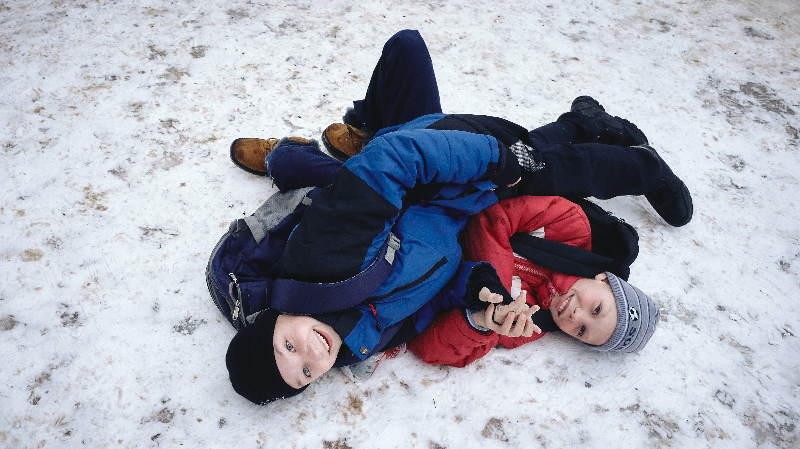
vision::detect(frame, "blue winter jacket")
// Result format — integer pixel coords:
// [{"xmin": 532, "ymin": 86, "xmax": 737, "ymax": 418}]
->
[{"xmin": 280, "ymin": 113, "xmax": 523, "ymax": 363}]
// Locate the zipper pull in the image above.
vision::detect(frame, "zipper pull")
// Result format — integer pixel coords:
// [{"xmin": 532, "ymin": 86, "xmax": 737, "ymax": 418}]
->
[
  {"xmin": 228, "ymin": 273, "xmax": 241, "ymax": 321},
  {"xmin": 368, "ymin": 303, "xmax": 382, "ymax": 332}
]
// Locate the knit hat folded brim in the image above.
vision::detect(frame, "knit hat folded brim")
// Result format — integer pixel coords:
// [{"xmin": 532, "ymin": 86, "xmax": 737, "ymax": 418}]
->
[
  {"xmin": 226, "ymin": 310, "xmax": 307, "ymax": 405},
  {"xmin": 589, "ymin": 272, "xmax": 660, "ymax": 353}
]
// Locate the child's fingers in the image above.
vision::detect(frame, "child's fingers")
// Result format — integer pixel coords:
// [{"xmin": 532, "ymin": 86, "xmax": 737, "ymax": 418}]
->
[
  {"xmin": 494, "ymin": 300, "xmax": 531, "ymax": 327},
  {"xmin": 478, "ymin": 287, "xmax": 504, "ymax": 304},
  {"xmin": 510, "ymin": 312, "xmax": 529, "ymax": 337},
  {"xmin": 499, "ymin": 312, "xmax": 516, "ymax": 335},
  {"xmin": 505, "ymin": 291, "xmax": 528, "ymax": 315},
  {"xmin": 500, "ymin": 312, "xmax": 522, "ymax": 337},
  {"xmin": 511, "ymin": 290, "xmax": 527, "ymax": 307},
  {"xmin": 484, "ymin": 303, "xmax": 496, "ymax": 325},
  {"xmin": 521, "ymin": 318, "xmax": 533, "ymax": 338},
  {"xmin": 526, "ymin": 304, "xmax": 541, "ymax": 334},
  {"xmin": 521, "ymin": 304, "xmax": 537, "ymax": 320},
  {"xmin": 522, "ymin": 317, "xmax": 542, "ymax": 337}
]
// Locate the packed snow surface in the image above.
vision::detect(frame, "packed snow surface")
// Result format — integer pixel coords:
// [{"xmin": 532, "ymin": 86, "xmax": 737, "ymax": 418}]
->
[{"xmin": 1, "ymin": 0, "xmax": 799, "ymax": 448}]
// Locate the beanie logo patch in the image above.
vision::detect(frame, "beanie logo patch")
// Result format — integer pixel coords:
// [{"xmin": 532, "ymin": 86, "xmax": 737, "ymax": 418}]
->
[
  {"xmin": 629, "ymin": 307, "xmax": 640, "ymax": 322},
  {"xmin": 621, "ymin": 326, "xmax": 637, "ymax": 348}
]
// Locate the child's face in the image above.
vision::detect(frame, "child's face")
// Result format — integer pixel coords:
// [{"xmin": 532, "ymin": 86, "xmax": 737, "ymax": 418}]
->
[
  {"xmin": 550, "ymin": 273, "xmax": 618, "ymax": 345},
  {"xmin": 273, "ymin": 314, "xmax": 343, "ymax": 389}
]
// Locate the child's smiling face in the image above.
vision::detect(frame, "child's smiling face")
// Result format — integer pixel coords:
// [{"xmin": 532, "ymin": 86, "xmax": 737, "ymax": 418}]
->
[
  {"xmin": 550, "ymin": 273, "xmax": 618, "ymax": 345},
  {"xmin": 272, "ymin": 314, "xmax": 343, "ymax": 389}
]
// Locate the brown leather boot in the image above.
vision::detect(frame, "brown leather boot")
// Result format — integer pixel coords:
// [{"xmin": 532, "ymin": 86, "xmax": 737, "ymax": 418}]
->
[
  {"xmin": 321, "ymin": 123, "xmax": 367, "ymax": 161},
  {"xmin": 230, "ymin": 137, "xmax": 310, "ymax": 175}
]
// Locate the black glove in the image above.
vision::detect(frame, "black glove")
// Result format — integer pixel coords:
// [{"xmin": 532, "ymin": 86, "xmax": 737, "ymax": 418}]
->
[
  {"xmin": 466, "ymin": 264, "xmax": 514, "ymax": 309},
  {"xmin": 491, "ymin": 143, "xmax": 521, "ymax": 188}
]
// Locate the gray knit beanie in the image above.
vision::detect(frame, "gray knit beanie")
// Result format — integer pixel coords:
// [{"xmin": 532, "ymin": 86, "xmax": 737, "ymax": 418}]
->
[{"xmin": 589, "ymin": 272, "xmax": 660, "ymax": 353}]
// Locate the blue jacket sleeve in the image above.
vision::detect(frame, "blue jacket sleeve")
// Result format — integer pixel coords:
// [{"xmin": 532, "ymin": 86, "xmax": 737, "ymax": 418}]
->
[
  {"xmin": 345, "ymin": 129, "xmax": 503, "ymax": 209},
  {"xmin": 283, "ymin": 129, "xmax": 503, "ymax": 283}
]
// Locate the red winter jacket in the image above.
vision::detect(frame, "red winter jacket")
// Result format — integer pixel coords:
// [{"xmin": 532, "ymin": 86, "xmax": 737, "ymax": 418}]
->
[{"xmin": 407, "ymin": 196, "xmax": 592, "ymax": 367}]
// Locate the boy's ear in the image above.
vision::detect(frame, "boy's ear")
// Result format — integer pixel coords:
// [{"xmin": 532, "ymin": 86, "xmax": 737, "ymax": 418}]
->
[{"xmin": 595, "ymin": 272, "xmax": 609, "ymax": 284}]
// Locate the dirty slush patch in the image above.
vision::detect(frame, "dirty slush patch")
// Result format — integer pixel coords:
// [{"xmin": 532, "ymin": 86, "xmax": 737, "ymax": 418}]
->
[{"xmin": 701, "ymin": 77, "xmax": 797, "ymax": 141}]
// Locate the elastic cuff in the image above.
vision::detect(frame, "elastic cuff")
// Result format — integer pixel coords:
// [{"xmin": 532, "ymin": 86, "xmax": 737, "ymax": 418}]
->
[{"xmin": 464, "ymin": 309, "xmax": 491, "ymax": 333}]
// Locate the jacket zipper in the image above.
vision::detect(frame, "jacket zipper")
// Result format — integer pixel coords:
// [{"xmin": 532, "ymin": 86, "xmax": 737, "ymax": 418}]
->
[
  {"xmin": 366, "ymin": 256, "xmax": 448, "ymax": 303},
  {"xmin": 514, "ymin": 262, "xmax": 564, "ymax": 307},
  {"xmin": 364, "ymin": 256, "xmax": 447, "ymax": 332}
]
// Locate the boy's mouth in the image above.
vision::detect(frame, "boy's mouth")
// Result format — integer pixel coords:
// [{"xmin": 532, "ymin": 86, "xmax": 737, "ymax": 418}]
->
[
  {"xmin": 556, "ymin": 294, "xmax": 573, "ymax": 317},
  {"xmin": 313, "ymin": 329, "xmax": 331, "ymax": 354}
]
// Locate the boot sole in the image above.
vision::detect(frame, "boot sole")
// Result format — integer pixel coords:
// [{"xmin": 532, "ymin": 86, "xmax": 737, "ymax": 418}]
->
[
  {"xmin": 321, "ymin": 131, "xmax": 352, "ymax": 162},
  {"xmin": 229, "ymin": 138, "xmax": 269, "ymax": 176}
]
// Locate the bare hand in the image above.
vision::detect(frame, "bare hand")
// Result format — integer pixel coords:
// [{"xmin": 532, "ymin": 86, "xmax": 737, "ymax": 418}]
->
[
  {"xmin": 491, "ymin": 290, "xmax": 530, "ymax": 323},
  {"xmin": 473, "ymin": 290, "xmax": 542, "ymax": 338}
]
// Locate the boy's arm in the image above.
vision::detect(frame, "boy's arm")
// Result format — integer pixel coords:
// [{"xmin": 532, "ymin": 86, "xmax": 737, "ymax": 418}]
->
[
  {"xmin": 407, "ymin": 308, "xmax": 500, "ymax": 368},
  {"xmin": 408, "ymin": 288, "xmax": 548, "ymax": 367},
  {"xmin": 461, "ymin": 196, "xmax": 592, "ymax": 292},
  {"xmin": 282, "ymin": 129, "xmax": 513, "ymax": 284},
  {"xmin": 406, "ymin": 263, "xmax": 543, "ymax": 367},
  {"xmin": 405, "ymin": 261, "xmax": 505, "ymax": 327},
  {"xmin": 347, "ymin": 129, "xmax": 511, "ymax": 208}
]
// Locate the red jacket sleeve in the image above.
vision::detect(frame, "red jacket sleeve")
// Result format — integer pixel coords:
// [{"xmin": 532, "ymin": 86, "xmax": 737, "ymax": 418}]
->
[
  {"xmin": 496, "ymin": 328, "xmax": 547, "ymax": 349},
  {"xmin": 407, "ymin": 309, "xmax": 499, "ymax": 367},
  {"xmin": 461, "ymin": 195, "xmax": 592, "ymax": 291}
]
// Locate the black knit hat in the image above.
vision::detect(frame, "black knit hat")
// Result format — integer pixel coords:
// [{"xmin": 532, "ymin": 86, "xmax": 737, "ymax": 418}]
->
[{"xmin": 225, "ymin": 310, "xmax": 307, "ymax": 405}]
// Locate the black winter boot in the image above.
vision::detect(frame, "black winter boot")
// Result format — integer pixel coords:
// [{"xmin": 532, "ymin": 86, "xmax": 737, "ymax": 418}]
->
[
  {"xmin": 342, "ymin": 107, "xmax": 364, "ymax": 129},
  {"xmin": 634, "ymin": 144, "xmax": 693, "ymax": 227},
  {"xmin": 571, "ymin": 96, "xmax": 649, "ymax": 146}
]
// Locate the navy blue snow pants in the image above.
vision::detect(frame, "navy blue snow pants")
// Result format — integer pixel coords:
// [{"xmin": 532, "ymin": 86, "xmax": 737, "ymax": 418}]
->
[{"xmin": 266, "ymin": 29, "xmax": 662, "ymax": 200}]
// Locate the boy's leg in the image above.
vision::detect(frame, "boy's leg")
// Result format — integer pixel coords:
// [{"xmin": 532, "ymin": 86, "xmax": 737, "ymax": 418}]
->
[
  {"xmin": 514, "ymin": 139, "xmax": 692, "ymax": 226},
  {"xmin": 515, "ymin": 97, "xmax": 691, "ymax": 226},
  {"xmin": 230, "ymin": 137, "xmax": 329, "ymax": 178},
  {"xmin": 265, "ymin": 139, "xmax": 343, "ymax": 192},
  {"xmin": 235, "ymin": 30, "xmax": 441, "ymax": 185},
  {"xmin": 527, "ymin": 112, "xmax": 600, "ymax": 146},
  {"xmin": 528, "ymin": 97, "xmax": 648, "ymax": 147},
  {"xmin": 516, "ymin": 140, "xmax": 662, "ymax": 199},
  {"xmin": 351, "ymin": 29, "xmax": 443, "ymax": 132}
]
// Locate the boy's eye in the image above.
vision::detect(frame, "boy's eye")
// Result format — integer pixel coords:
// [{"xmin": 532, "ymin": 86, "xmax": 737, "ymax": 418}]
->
[
  {"xmin": 303, "ymin": 366, "xmax": 311, "ymax": 378},
  {"xmin": 578, "ymin": 325, "xmax": 586, "ymax": 337},
  {"xmin": 593, "ymin": 305, "xmax": 602, "ymax": 315},
  {"xmin": 285, "ymin": 341, "xmax": 294, "ymax": 351}
]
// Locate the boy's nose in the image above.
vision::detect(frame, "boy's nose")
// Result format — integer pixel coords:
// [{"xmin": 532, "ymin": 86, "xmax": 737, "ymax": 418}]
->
[
  {"xmin": 307, "ymin": 337, "xmax": 325, "ymax": 359},
  {"xmin": 569, "ymin": 308, "xmax": 581, "ymax": 321}
]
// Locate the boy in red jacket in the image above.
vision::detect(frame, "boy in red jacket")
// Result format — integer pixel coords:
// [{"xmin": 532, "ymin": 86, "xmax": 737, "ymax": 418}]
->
[{"xmin": 407, "ymin": 195, "xmax": 660, "ymax": 367}]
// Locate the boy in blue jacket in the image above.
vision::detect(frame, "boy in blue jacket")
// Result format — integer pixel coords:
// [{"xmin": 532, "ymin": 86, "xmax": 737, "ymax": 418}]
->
[
  {"xmin": 224, "ymin": 30, "xmax": 682, "ymax": 405},
  {"xmin": 225, "ymin": 112, "xmax": 535, "ymax": 404}
]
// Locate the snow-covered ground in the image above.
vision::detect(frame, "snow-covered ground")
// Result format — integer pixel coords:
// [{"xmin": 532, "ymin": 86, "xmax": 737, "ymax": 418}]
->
[{"xmin": 1, "ymin": 0, "xmax": 799, "ymax": 448}]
